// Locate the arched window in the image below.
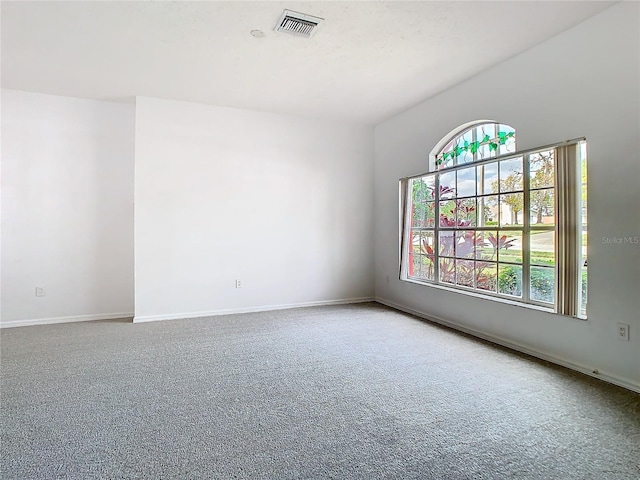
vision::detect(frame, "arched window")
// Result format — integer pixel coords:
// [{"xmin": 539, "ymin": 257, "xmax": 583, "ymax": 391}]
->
[
  {"xmin": 400, "ymin": 122, "xmax": 587, "ymax": 317},
  {"xmin": 430, "ymin": 121, "xmax": 516, "ymax": 171}
]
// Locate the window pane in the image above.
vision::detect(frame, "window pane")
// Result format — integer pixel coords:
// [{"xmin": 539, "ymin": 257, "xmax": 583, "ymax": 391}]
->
[
  {"xmin": 456, "ymin": 260, "xmax": 474, "ymax": 287},
  {"xmin": 530, "ymin": 231, "xmax": 555, "ymax": 267},
  {"xmin": 411, "ymin": 202, "xmax": 422, "ymax": 228},
  {"xmin": 439, "ymin": 200, "xmax": 457, "ymax": 227},
  {"xmin": 426, "ymin": 202, "xmax": 436, "ymax": 227},
  {"xmin": 440, "ymin": 172, "xmax": 455, "ymax": 199},
  {"xmin": 475, "ymin": 231, "xmax": 497, "ymax": 261},
  {"xmin": 420, "ymin": 230, "xmax": 435, "ymax": 257},
  {"xmin": 530, "ymin": 188, "xmax": 554, "ymax": 225},
  {"xmin": 410, "ymin": 231, "xmax": 421, "ymax": 255},
  {"xmin": 498, "ymin": 124, "xmax": 515, "ymax": 136},
  {"xmin": 411, "ymin": 206, "xmax": 421, "ymax": 228},
  {"xmin": 498, "ymin": 125, "xmax": 516, "ymax": 154},
  {"xmin": 499, "ymin": 157, "xmax": 523, "ymax": 191},
  {"xmin": 530, "ymin": 266, "xmax": 555, "ymax": 304},
  {"xmin": 413, "ymin": 201, "xmax": 436, "ymax": 228},
  {"xmin": 478, "ymin": 195, "xmax": 498, "ymax": 227},
  {"xmin": 456, "ymin": 167, "xmax": 476, "ymax": 197},
  {"xmin": 455, "ymin": 231, "xmax": 476, "ymax": 259},
  {"xmin": 408, "ymin": 232, "xmax": 425, "ymax": 279},
  {"xmin": 500, "ymin": 140, "xmax": 516, "ymax": 155},
  {"xmin": 417, "ymin": 255, "xmax": 435, "ymax": 281},
  {"xmin": 477, "ymin": 124, "xmax": 496, "ymax": 160},
  {"xmin": 476, "ymin": 262, "xmax": 497, "ymax": 292},
  {"xmin": 411, "ymin": 254, "xmax": 423, "ymax": 278},
  {"xmin": 529, "ymin": 150, "xmax": 554, "ymax": 189},
  {"xmin": 436, "ymin": 140, "xmax": 454, "ymax": 170},
  {"xmin": 439, "ymin": 231, "xmax": 455, "ymax": 257},
  {"xmin": 439, "ymin": 258, "xmax": 455, "ymax": 285},
  {"xmin": 478, "ymin": 163, "xmax": 498, "ymax": 195},
  {"xmin": 499, "ymin": 193, "xmax": 524, "ymax": 226},
  {"xmin": 498, "ymin": 264, "xmax": 522, "ymax": 297},
  {"xmin": 456, "ymin": 130, "xmax": 474, "ymax": 165},
  {"xmin": 456, "ymin": 199, "xmax": 476, "ymax": 227},
  {"xmin": 414, "ymin": 231, "xmax": 436, "ymax": 281},
  {"xmin": 476, "ymin": 123, "xmax": 495, "ymax": 141},
  {"xmin": 411, "ymin": 176, "xmax": 434, "ymax": 203},
  {"xmin": 428, "ymin": 175, "xmax": 437, "ymax": 200},
  {"xmin": 496, "ymin": 231, "xmax": 522, "ymax": 264}
]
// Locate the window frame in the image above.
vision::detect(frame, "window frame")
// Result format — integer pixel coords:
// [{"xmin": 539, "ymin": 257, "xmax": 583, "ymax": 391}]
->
[{"xmin": 400, "ymin": 131, "xmax": 587, "ymax": 318}]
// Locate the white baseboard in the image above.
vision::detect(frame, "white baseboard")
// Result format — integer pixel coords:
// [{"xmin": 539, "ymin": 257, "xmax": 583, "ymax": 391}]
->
[
  {"xmin": 133, "ymin": 297, "xmax": 375, "ymax": 323},
  {"xmin": 0, "ymin": 312, "xmax": 134, "ymax": 329},
  {"xmin": 375, "ymin": 297, "xmax": 640, "ymax": 394}
]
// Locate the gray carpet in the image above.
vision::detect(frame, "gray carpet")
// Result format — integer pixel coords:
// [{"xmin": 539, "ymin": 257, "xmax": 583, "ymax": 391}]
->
[{"xmin": 1, "ymin": 302, "xmax": 639, "ymax": 479}]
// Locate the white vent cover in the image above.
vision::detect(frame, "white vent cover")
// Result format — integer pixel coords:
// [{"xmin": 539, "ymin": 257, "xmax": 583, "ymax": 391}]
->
[{"xmin": 274, "ymin": 10, "xmax": 324, "ymax": 38}]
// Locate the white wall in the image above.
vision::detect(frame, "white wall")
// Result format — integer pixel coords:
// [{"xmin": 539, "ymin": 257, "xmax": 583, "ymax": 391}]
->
[
  {"xmin": 134, "ymin": 97, "xmax": 373, "ymax": 320},
  {"xmin": 374, "ymin": 2, "xmax": 640, "ymax": 390},
  {"xmin": 1, "ymin": 90, "xmax": 135, "ymax": 325}
]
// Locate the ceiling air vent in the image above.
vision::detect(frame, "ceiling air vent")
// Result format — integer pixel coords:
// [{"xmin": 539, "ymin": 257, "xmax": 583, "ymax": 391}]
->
[{"xmin": 274, "ymin": 10, "xmax": 324, "ymax": 38}]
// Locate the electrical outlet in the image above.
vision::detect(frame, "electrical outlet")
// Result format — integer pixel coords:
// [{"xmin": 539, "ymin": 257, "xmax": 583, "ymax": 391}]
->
[
  {"xmin": 616, "ymin": 323, "xmax": 630, "ymax": 341},
  {"xmin": 35, "ymin": 286, "xmax": 46, "ymax": 297},
  {"xmin": 235, "ymin": 279, "xmax": 242, "ymax": 289}
]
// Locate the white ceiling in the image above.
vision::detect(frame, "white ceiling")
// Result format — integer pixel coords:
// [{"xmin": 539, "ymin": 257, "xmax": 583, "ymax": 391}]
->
[{"xmin": 1, "ymin": 1, "xmax": 614, "ymax": 125}]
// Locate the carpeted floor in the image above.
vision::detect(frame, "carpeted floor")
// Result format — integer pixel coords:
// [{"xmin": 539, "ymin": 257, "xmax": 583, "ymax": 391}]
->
[{"xmin": 1, "ymin": 302, "xmax": 639, "ymax": 479}]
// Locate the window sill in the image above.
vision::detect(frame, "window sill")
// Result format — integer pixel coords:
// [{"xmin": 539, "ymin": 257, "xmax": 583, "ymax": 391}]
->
[{"xmin": 401, "ymin": 277, "xmax": 587, "ymax": 320}]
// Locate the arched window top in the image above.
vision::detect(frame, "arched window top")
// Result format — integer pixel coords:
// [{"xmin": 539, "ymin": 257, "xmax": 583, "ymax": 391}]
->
[{"xmin": 430, "ymin": 121, "xmax": 516, "ymax": 171}]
